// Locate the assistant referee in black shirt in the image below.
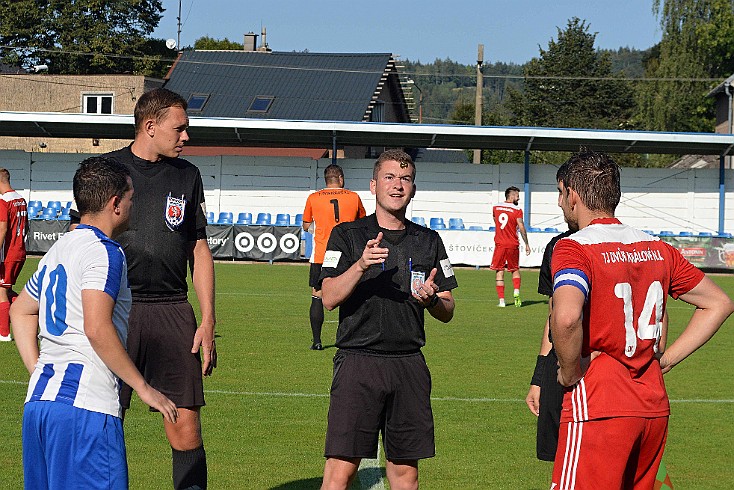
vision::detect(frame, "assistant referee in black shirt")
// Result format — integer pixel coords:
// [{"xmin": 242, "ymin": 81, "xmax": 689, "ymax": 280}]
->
[{"xmin": 318, "ymin": 149, "xmax": 458, "ymax": 490}]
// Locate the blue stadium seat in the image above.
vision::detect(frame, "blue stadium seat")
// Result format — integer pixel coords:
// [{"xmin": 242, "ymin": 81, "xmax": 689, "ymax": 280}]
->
[
  {"xmin": 218, "ymin": 212, "xmax": 233, "ymax": 223},
  {"xmin": 237, "ymin": 212, "xmax": 252, "ymax": 225},
  {"xmin": 27, "ymin": 206, "xmax": 40, "ymax": 219},
  {"xmin": 678, "ymin": 231, "xmax": 693, "ymax": 236},
  {"xmin": 42, "ymin": 207, "xmax": 58, "ymax": 220},
  {"xmin": 206, "ymin": 212, "xmax": 214, "ymax": 224},
  {"xmin": 256, "ymin": 212, "xmax": 271, "ymax": 225},
  {"xmin": 659, "ymin": 231, "xmax": 674, "ymax": 236},
  {"xmin": 642, "ymin": 230, "xmax": 654, "ymax": 235},
  {"xmin": 698, "ymin": 232, "xmax": 714, "ymax": 236},
  {"xmin": 719, "ymin": 232, "xmax": 733, "ymax": 238},
  {"xmin": 488, "ymin": 226, "xmax": 496, "ymax": 232},
  {"xmin": 29, "ymin": 200, "xmax": 42, "ymax": 209},
  {"xmin": 275, "ymin": 213, "xmax": 290, "ymax": 226},
  {"xmin": 411, "ymin": 216, "xmax": 426, "ymax": 227},
  {"xmin": 295, "ymin": 213, "xmax": 303, "ymax": 226},
  {"xmin": 528, "ymin": 227, "xmax": 542, "ymax": 232},
  {"xmin": 544, "ymin": 227, "xmax": 559, "ymax": 233},
  {"xmin": 46, "ymin": 200, "xmax": 62, "ymax": 210},
  {"xmin": 448, "ymin": 218, "xmax": 465, "ymax": 230},
  {"xmin": 65, "ymin": 201, "xmax": 72, "ymax": 210},
  {"xmin": 59, "ymin": 208, "xmax": 70, "ymax": 220},
  {"xmin": 216, "ymin": 216, "xmax": 232, "ymax": 225},
  {"xmin": 429, "ymin": 217, "xmax": 445, "ymax": 230},
  {"xmin": 468, "ymin": 225, "xmax": 484, "ymax": 231}
]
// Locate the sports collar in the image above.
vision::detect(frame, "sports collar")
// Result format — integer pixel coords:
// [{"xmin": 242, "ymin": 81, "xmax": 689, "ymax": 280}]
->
[{"xmin": 589, "ymin": 217, "xmax": 621, "ymax": 226}]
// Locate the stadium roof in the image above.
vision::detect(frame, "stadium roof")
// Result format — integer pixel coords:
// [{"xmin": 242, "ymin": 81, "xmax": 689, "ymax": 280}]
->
[{"xmin": 1, "ymin": 111, "xmax": 734, "ymax": 156}]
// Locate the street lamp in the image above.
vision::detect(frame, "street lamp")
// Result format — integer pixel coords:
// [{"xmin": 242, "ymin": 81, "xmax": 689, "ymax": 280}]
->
[{"xmin": 406, "ymin": 79, "xmax": 423, "ymax": 124}]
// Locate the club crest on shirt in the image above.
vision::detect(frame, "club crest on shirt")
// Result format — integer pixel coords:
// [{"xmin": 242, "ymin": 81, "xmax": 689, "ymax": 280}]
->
[{"xmin": 165, "ymin": 193, "xmax": 186, "ymax": 230}]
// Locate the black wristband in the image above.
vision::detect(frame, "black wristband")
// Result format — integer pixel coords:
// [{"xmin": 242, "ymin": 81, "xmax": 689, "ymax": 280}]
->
[
  {"xmin": 427, "ymin": 294, "xmax": 440, "ymax": 308},
  {"xmin": 531, "ymin": 355, "xmax": 545, "ymax": 386}
]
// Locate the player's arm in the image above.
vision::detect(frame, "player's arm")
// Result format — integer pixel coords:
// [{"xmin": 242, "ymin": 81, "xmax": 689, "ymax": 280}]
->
[
  {"xmin": 82, "ymin": 289, "xmax": 178, "ymax": 422},
  {"xmin": 189, "ymin": 238, "xmax": 217, "ymax": 376},
  {"xmin": 302, "ymin": 198, "xmax": 313, "ymax": 232},
  {"xmin": 659, "ymin": 276, "xmax": 734, "ymax": 374},
  {"xmin": 0, "ymin": 219, "xmax": 7, "ymax": 249},
  {"xmin": 321, "ymin": 232, "xmax": 388, "ymax": 310},
  {"xmin": 9, "ymin": 290, "xmax": 40, "ymax": 374},
  {"xmin": 550, "ymin": 285, "xmax": 586, "ymax": 386},
  {"xmin": 526, "ymin": 300, "xmax": 553, "ymax": 416},
  {"xmin": 517, "ymin": 218, "xmax": 530, "ymax": 255}
]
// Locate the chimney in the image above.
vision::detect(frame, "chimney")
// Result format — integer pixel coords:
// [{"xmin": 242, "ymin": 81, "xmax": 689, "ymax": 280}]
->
[
  {"xmin": 258, "ymin": 26, "xmax": 272, "ymax": 52},
  {"xmin": 244, "ymin": 32, "xmax": 258, "ymax": 51}
]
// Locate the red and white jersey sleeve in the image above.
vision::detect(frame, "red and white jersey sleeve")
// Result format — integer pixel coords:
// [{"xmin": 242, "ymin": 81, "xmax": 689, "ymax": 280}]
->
[
  {"xmin": 492, "ymin": 202, "xmax": 523, "ymax": 247},
  {"xmin": 551, "ymin": 218, "xmax": 704, "ymax": 422}
]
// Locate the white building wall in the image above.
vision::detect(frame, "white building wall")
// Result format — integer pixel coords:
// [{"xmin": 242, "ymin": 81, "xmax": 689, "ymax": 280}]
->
[{"xmin": 2, "ymin": 150, "xmax": 733, "ymax": 235}]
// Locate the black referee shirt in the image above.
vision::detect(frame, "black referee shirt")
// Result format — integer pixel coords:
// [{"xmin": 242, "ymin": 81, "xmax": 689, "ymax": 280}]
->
[
  {"xmin": 320, "ymin": 214, "xmax": 458, "ymax": 352},
  {"xmin": 537, "ymin": 229, "xmax": 574, "ymax": 297},
  {"xmin": 79, "ymin": 146, "xmax": 208, "ymax": 297}
]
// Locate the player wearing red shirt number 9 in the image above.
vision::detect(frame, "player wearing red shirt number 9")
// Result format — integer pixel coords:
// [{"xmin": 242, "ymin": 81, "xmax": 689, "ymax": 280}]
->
[
  {"xmin": 490, "ymin": 186, "xmax": 530, "ymax": 307},
  {"xmin": 550, "ymin": 150, "xmax": 734, "ymax": 490}
]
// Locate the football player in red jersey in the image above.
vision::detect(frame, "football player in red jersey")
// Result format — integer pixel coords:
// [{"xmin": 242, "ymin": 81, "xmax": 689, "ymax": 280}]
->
[
  {"xmin": 549, "ymin": 150, "xmax": 734, "ymax": 489},
  {"xmin": 490, "ymin": 186, "xmax": 530, "ymax": 307}
]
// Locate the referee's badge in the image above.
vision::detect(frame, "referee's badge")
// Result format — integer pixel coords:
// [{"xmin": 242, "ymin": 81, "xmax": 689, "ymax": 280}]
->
[{"xmin": 165, "ymin": 193, "xmax": 186, "ymax": 230}]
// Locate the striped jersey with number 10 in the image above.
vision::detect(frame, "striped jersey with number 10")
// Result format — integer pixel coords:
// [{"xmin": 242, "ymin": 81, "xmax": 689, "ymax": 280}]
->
[
  {"xmin": 551, "ymin": 218, "xmax": 704, "ymax": 423},
  {"xmin": 23, "ymin": 225, "xmax": 131, "ymax": 418}
]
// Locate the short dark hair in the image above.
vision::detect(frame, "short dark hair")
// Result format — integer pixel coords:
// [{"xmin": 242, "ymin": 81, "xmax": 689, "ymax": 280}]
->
[
  {"xmin": 324, "ymin": 164, "xmax": 344, "ymax": 184},
  {"xmin": 73, "ymin": 157, "xmax": 131, "ymax": 215},
  {"xmin": 556, "ymin": 150, "xmax": 621, "ymax": 214},
  {"xmin": 505, "ymin": 186, "xmax": 520, "ymax": 199},
  {"xmin": 134, "ymin": 88, "xmax": 187, "ymax": 134},
  {"xmin": 373, "ymin": 149, "xmax": 416, "ymax": 180}
]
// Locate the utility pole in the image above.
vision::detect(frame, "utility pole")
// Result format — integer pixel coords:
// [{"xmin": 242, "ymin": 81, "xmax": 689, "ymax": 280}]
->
[
  {"xmin": 177, "ymin": 0, "xmax": 182, "ymax": 52},
  {"xmin": 473, "ymin": 44, "xmax": 484, "ymax": 164}
]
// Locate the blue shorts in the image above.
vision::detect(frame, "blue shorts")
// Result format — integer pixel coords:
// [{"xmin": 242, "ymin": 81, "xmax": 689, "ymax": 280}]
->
[{"xmin": 22, "ymin": 401, "xmax": 128, "ymax": 490}]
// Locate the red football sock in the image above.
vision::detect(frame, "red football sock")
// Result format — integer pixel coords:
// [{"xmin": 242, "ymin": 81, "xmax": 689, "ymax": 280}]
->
[
  {"xmin": 495, "ymin": 284, "xmax": 505, "ymax": 300},
  {"xmin": 0, "ymin": 301, "xmax": 10, "ymax": 337},
  {"xmin": 513, "ymin": 277, "xmax": 521, "ymax": 290}
]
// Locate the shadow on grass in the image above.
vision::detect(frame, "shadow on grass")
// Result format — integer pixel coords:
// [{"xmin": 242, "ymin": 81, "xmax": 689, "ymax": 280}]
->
[{"xmin": 269, "ymin": 467, "xmax": 387, "ymax": 489}]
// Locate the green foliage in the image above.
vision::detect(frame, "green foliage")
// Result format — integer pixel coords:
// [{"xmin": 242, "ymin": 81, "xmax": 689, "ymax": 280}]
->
[
  {"xmin": 0, "ymin": 0, "xmax": 166, "ymax": 76},
  {"xmin": 193, "ymin": 36, "xmax": 244, "ymax": 50},
  {"xmin": 506, "ymin": 18, "xmax": 635, "ymax": 131},
  {"xmin": 0, "ymin": 261, "xmax": 732, "ymax": 488},
  {"xmin": 636, "ymin": 0, "xmax": 734, "ymax": 132}
]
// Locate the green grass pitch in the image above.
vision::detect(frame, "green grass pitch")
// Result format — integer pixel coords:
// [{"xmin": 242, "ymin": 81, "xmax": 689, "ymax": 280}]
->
[{"xmin": 0, "ymin": 259, "xmax": 732, "ymax": 489}]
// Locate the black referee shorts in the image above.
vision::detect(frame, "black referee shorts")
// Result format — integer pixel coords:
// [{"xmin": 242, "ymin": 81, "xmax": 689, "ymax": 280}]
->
[
  {"xmin": 120, "ymin": 297, "xmax": 205, "ymax": 410},
  {"xmin": 325, "ymin": 349, "xmax": 435, "ymax": 461},
  {"xmin": 536, "ymin": 349, "xmax": 564, "ymax": 461},
  {"xmin": 309, "ymin": 263, "xmax": 322, "ymax": 290}
]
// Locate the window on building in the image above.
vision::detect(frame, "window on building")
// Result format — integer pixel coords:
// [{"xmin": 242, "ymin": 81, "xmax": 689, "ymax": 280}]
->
[
  {"xmin": 83, "ymin": 93, "xmax": 113, "ymax": 114},
  {"xmin": 187, "ymin": 94, "xmax": 209, "ymax": 112},
  {"xmin": 370, "ymin": 101, "xmax": 385, "ymax": 122},
  {"xmin": 248, "ymin": 96, "xmax": 275, "ymax": 113}
]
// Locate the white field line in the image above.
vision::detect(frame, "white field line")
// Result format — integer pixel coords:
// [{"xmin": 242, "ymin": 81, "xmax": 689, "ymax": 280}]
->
[
  {"xmin": 358, "ymin": 439, "xmax": 385, "ymax": 490},
  {"xmin": 1, "ymin": 380, "xmax": 732, "ymax": 404}
]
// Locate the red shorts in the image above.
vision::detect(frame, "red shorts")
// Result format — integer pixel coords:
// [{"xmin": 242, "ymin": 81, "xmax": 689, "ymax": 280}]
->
[
  {"xmin": 551, "ymin": 416, "xmax": 668, "ymax": 490},
  {"xmin": 490, "ymin": 245, "xmax": 519, "ymax": 272},
  {"xmin": 0, "ymin": 259, "xmax": 25, "ymax": 287}
]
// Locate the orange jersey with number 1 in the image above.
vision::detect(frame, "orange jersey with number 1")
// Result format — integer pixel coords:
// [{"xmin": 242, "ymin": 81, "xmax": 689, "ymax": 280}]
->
[{"xmin": 303, "ymin": 188, "xmax": 365, "ymax": 263}]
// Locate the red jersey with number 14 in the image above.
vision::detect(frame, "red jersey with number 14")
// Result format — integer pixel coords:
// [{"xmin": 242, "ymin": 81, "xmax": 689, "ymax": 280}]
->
[
  {"xmin": 551, "ymin": 218, "xmax": 704, "ymax": 423},
  {"xmin": 492, "ymin": 202, "xmax": 523, "ymax": 247},
  {"xmin": 0, "ymin": 190, "xmax": 27, "ymax": 262},
  {"xmin": 303, "ymin": 188, "xmax": 365, "ymax": 264}
]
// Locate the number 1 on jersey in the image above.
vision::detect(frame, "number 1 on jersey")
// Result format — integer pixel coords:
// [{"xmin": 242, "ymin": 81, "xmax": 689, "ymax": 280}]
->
[{"xmin": 330, "ymin": 199, "xmax": 340, "ymax": 223}]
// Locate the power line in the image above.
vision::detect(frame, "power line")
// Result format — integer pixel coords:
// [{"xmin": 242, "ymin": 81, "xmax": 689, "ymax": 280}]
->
[{"xmin": 0, "ymin": 44, "xmax": 725, "ymax": 83}]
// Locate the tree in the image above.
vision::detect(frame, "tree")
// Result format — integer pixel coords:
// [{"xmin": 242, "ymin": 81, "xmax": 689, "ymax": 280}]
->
[
  {"xmin": 194, "ymin": 37, "xmax": 244, "ymax": 50},
  {"xmin": 506, "ymin": 18, "xmax": 635, "ymax": 131},
  {"xmin": 635, "ymin": 0, "xmax": 734, "ymax": 132},
  {"xmin": 0, "ymin": 0, "xmax": 166, "ymax": 75}
]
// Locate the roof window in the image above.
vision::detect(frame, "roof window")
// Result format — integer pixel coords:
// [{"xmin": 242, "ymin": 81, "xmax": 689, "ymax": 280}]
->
[
  {"xmin": 187, "ymin": 94, "xmax": 210, "ymax": 112},
  {"xmin": 248, "ymin": 96, "xmax": 274, "ymax": 113}
]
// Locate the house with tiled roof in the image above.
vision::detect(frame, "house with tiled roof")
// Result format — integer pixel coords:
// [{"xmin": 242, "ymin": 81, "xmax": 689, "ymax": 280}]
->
[{"xmin": 163, "ymin": 48, "xmax": 413, "ymax": 158}]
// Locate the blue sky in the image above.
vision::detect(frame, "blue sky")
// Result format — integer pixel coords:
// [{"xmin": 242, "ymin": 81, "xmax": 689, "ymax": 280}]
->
[{"xmin": 153, "ymin": 0, "xmax": 662, "ymax": 65}]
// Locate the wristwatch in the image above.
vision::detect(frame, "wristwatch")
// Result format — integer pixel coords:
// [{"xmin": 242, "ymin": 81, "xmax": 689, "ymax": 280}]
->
[{"xmin": 427, "ymin": 294, "xmax": 440, "ymax": 308}]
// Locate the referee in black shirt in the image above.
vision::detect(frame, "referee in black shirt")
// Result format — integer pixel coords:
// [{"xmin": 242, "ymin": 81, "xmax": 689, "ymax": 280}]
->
[
  {"xmin": 72, "ymin": 89, "xmax": 216, "ymax": 489},
  {"xmin": 319, "ymin": 150, "xmax": 458, "ymax": 489}
]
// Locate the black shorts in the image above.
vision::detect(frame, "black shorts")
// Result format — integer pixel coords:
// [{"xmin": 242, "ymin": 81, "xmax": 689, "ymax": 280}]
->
[
  {"xmin": 537, "ymin": 349, "xmax": 564, "ymax": 461},
  {"xmin": 120, "ymin": 297, "xmax": 205, "ymax": 409},
  {"xmin": 324, "ymin": 350, "xmax": 435, "ymax": 461},
  {"xmin": 309, "ymin": 263, "xmax": 322, "ymax": 290}
]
